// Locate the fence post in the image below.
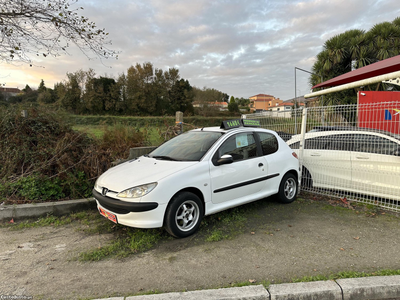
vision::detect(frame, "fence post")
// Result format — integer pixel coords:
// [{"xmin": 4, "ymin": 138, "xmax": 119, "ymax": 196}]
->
[
  {"xmin": 298, "ymin": 108, "xmax": 308, "ymax": 181},
  {"xmin": 176, "ymin": 111, "xmax": 183, "ymax": 134}
]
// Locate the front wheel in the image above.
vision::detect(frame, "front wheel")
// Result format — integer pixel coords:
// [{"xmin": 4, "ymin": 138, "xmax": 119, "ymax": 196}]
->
[
  {"xmin": 277, "ymin": 173, "xmax": 298, "ymax": 204},
  {"xmin": 164, "ymin": 192, "xmax": 203, "ymax": 238}
]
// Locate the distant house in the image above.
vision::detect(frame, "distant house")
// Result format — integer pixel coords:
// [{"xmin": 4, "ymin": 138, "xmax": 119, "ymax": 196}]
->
[
  {"xmin": 284, "ymin": 95, "xmax": 319, "ymax": 107},
  {"xmin": 248, "ymin": 101, "xmax": 305, "ymax": 119},
  {"xmin": 0, "ymin": 87, "xmax": 22, "ymax": 100},
  {"xmin": 193, "ymin": 101, "xmax": 228, "ymax": 111},
  {"xmin": 249, "ymin": 94, "xmax": 283, "ymax": 112},
  {"xmin": 271, "ymin": 102, "xmax": 305, "ymax": 112}
]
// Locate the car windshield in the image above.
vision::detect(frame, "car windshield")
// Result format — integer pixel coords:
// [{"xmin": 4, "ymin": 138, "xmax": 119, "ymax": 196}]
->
[{"xmin": 148, "ymin": 131, "xmax": 223, "ymax": 161}]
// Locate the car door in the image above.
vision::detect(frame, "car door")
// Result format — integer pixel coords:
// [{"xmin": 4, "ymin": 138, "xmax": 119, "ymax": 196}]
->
[
  {"xmin": 209, "ymin": 132, "xmax": 267, "ymax": 204},
  {"xmin": 351, "ymin": 133, "xmax": 400, "ymax": 200},
  {"xmin": 302, "ymin": 133, "xmax": 352, "ymax": 190}
]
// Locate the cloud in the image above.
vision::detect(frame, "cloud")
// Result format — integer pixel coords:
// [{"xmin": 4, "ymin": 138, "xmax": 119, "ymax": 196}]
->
[{"xmin": 2, "ymin": 0, "xmax": 400, "ymax": 100}]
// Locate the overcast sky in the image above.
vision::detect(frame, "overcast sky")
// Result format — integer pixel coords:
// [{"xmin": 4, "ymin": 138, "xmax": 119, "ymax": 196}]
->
[{"xmin": 2, "ymin": 0, "xmax": 400, "ymax": 101}]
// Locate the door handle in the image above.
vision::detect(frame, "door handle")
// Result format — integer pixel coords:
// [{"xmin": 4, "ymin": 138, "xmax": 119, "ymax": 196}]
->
[
  {"xmin": 258, "ymin": 163, "xmax": 264, "ymax": 167},
  {"xmin": 356, "ymin": 156, "xmax": 369, "ymax": 160},
  {"xmin": 310, "ymin": 153, "xmax": 321, "ymax": 157}
]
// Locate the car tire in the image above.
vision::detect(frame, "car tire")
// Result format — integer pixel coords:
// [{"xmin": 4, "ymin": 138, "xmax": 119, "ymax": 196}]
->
[
  {"xmin": 277, "ymin": 173, "xmax": 298, "ymax": 204},
  {"xmin": 301, "ymin": 167, "xmax": 313, "ymax": 189},
  {"xmin": 164, "ymin": 192, "xmax": 203, "ymax": 238}
]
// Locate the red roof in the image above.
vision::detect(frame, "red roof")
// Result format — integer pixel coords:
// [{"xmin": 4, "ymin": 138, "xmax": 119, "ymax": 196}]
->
[
  {"xmin": 250, "ymin": 94, "xmax": 274, "ymax": 98},
  {"xmin": 312, "ymin": 55, "xmax": 400, "ymax": 89},
  {"xmin": 0, "ymin": 87, "xmax": 21, "ymax": 93}
]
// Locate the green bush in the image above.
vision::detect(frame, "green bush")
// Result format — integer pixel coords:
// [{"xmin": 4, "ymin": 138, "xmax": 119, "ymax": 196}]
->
[
  {"xmin": 0, "ymin": 175, "xmax": 64, "ymax": 201},
  {"xmin": 0, "ymin": 106, "xmax": 147, "ymax": 203}
]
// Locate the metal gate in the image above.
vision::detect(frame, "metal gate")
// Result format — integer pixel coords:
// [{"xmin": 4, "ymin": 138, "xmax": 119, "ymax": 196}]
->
[{"xmin": 243, "ymin": 102, "xmax": 400, "ymax": 212}]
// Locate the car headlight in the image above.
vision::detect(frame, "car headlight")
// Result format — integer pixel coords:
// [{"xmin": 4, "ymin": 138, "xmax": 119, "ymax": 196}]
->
[
  {"xmin": 94, "ymin": 180, "xmax": 101, "ymax": 191},
  {"xmin": 117, "ymin": 183, "xmax": 157, "ymax": 198}
]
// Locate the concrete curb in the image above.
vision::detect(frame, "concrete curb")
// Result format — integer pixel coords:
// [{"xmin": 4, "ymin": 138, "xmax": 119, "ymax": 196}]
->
[
  {"xmin": 0, "ymin": 198, "xmax": 96, "ymax": 222},
  {"xmin": 268, "ymin": 280, "xmax": 341, "ymax": 299},
  {"xmin": 94, "ymin": 276, "xmax": 400, "ymax": 300},
  {"xmin": 337, "ymin": 276, "xmax": 400, "ymax": 300}
]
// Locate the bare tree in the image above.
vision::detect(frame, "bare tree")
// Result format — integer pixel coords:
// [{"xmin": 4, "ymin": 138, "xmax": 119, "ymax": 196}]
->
[{"xmin": 0, "ymin": 0, "xmax": 118, "ymax": 65}]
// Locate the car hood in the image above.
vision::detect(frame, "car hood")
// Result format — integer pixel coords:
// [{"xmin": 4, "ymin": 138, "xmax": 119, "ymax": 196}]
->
[{"xmin": 96, "ymin": 156, "xmax": 197, "ymax": 192}]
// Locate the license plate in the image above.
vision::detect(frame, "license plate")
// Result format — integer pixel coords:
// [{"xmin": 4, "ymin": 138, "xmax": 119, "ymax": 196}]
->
[{"xmin": 99, "ymin": 207, "xmax": 118, "ymax": 224}]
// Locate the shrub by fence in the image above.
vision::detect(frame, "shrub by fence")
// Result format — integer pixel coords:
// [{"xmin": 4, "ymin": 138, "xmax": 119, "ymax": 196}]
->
[{"xmin": 0, "ymin": 106, "xmax": 147, "ymax": 203}]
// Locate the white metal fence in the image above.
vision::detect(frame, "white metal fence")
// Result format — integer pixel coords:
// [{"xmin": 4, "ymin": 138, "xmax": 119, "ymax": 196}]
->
[{"xmin": 243, "ymin": 102, "xmax": 400, "ymax": 212}]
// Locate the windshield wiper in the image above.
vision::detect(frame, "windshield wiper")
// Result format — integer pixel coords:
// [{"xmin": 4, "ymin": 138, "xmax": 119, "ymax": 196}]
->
[{"xmin": 150, "ymin": 155, "xmax": 180, "ymax": 161}]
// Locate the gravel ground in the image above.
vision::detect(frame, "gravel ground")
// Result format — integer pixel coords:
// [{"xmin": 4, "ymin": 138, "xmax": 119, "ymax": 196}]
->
[{"xmin": 0, "ymin": 195, "xmax": 399, "ymax": 300}]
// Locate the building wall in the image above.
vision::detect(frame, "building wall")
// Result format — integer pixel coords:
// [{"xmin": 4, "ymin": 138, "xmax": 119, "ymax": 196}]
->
[
  {"xmin": 249, "ymin": 94, "xmax": 282, "ymax": 112},
  {"xmin": 0, "ymin": 87, "xmax": 22, "ymax": 101}
]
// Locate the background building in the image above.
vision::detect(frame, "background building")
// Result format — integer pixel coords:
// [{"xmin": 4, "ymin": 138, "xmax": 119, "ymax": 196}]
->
[
  {"xmin": 0, "ymin": 87, "xmax": 21, "ymax": 101},
  {"xmin": 249, "ymin": 94, "xmax": 282, "ymax": 112}
]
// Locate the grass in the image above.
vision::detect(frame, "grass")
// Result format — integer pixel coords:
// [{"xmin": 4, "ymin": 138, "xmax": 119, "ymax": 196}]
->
[
  {"xmin": 78, "ymin": 227, "xmax": 165, "ymax": 261},
  {"xmin": 72, "ymin": 125, "xmax": 105, "ymax": 138},
  {"xmin": 0, "ymin": 211, "xmax": 96, "ymax": 230},
  {"xmin": 79, "ymin": 201, "xmax": 260, "ymax": 261},
  {"xmin": 72, "ymin": 124, "xmax": 164, "ymax": 146},
  {"xmin": 205, "ymin": 229, "xmax": 228, "ymax": 242},
  {"xmin": 291, "ymin": 269, "xmax": 400, "ymax": 283}
]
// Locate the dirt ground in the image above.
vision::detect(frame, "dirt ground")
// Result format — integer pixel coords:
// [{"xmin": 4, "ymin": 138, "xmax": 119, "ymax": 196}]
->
[{"xmin": 0, "ymin": 195, "xmax": 399, "ymax": 300}]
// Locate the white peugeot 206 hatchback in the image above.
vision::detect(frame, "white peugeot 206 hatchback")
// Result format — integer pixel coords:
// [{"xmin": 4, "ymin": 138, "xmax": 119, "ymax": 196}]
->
[{"xmin": 93, "ymin": 119, "xmax": 300, "ymax": 238}]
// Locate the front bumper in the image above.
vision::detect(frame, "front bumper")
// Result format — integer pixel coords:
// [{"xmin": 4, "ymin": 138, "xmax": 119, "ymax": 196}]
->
[
  {"xmin": 92, "ymin": 189, "xmax": 158, "ymax": 214},
  {"xmin": 93, "ymin": 189, "xmax": 166, "ymax": 229}
]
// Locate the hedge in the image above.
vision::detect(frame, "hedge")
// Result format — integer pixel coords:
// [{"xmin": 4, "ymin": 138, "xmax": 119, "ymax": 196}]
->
[{"xmin": 68, "ymin": 115, "xmax": 231, "ymax": 128}]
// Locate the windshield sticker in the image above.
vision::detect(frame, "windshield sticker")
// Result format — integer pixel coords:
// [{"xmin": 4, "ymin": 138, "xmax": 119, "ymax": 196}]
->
[{"xmin": 236, "ymin": 135, "xmax": 248, "ymax": 148}]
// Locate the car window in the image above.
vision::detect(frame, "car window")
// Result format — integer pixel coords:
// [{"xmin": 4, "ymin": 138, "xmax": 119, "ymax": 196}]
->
[
  {"xmin": 216, "ymin": 133, "xmax": 258, "ymax": 162},
  {"xmin": 289, "ymin": 141, "xmax": 300, "ymax": 150},
  {"xmin": 325, "ymin": 134, "xmax": 353, "ymax": 151},
  {"xmin": 353, "ymin": 134, "xmax": 399, "ymax": 155},
  {"xmin": 304, "ymin": 136, "xmax": 329, "ymax": 150},
  {"xmin": 257, "ymin": 132, "xmax": 278, "ymax": 155},
  {"xmin": 149, "ymin": 131, "xmax": 223, "ymax": 161},
  {"xmin": 302, "ymin": 134, "xmax": 352, "ymax": 151}
]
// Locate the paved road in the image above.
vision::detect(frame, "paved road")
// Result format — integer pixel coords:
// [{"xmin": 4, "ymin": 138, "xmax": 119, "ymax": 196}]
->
[{"xmin": 0, "ymin": 196, "xmax": 399, "ymax": 299}]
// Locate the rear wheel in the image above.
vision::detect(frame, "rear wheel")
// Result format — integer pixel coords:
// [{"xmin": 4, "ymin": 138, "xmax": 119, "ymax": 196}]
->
[
  {"xmin": 277, "ymin": 173, "xmax": 298, "ymax": 203},
  {"xmin": 164, "ymin": 192, "xmax": 203, "ymax": 238},
  {"xmin": 301, "ymin": 167, "xmax": 313, "ymax": 189}
]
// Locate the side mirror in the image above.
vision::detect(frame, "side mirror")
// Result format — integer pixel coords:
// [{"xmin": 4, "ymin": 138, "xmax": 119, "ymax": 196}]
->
[
  {"xmin": 393, "ymin": 147, "xmax": 400, "ymax": 156},
  {"xmin": 217, "ymin": 154, "xmax": 234, "ymax": 166}
]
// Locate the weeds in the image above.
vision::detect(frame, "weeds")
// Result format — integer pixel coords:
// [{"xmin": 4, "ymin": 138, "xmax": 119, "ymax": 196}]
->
[
  {"xmin": 291, "ymin": 269, "xmax": 400, "ymax": 283},
  {"xmin": 78, "ymin": 227, "xmax": 165, "ymax": 261},
  {"xmin": 205, "ymin": 229, "xmax": 228, "ymax": 242},
  {"xmin": 1, "ymin": 211, "xmax": 98, "ymax": 230},
  {"xmin": 0, "ymin": 105, "xmax": 147, "ymax": 203}
]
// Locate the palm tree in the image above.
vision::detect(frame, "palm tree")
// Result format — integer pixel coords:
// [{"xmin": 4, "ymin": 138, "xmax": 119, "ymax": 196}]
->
[{"xmin": 310, "ymin": 18, "xmax": 400, "ymax": 104}]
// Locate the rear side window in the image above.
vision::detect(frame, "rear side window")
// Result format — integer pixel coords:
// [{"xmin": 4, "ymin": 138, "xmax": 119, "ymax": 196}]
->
[
  {"xmin": 353, "ymin": 134, "xmax": 399, "ymax": 155},
  {"xmin": 257, "ymin": 132, "xmax": 278, "ymax": 155}
]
